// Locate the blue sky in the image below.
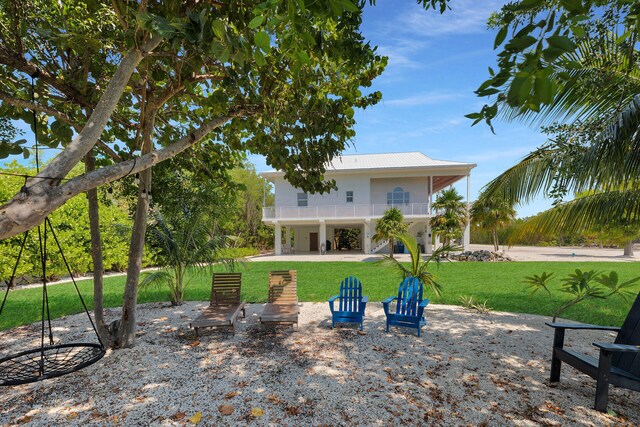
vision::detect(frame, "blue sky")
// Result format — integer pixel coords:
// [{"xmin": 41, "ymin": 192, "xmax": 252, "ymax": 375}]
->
[{"xmin": 249, "ymin": 0, "xmax": 553, "ymax": 217}]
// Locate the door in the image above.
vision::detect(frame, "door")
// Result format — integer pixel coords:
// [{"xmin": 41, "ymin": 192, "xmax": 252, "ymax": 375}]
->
[{"xmin": 310, "ymin": 232, "xmax": 319, "ymax": 252}]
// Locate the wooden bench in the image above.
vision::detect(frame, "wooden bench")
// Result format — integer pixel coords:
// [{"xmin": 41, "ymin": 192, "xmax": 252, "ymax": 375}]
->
[
  {"xmin": 547, "ymin": 292, "xmax": 640, "ymax": 411},
  {"xmin": 190, "ymin": 273, "xmax": 246, "ymax": 336}
]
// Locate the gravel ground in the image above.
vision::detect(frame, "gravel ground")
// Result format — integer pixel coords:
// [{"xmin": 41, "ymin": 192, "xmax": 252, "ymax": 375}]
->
[{"xmin": 1, "ymin": 302, "xmax": 638, "ymax": 426}]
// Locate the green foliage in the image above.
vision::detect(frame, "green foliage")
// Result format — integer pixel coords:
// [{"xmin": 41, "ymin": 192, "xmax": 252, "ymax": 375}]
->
[
  {"xmin": 470, "ymin": 196, "xmax": 516, "ymax": 250},
  {"xmin": 141, "ymin": 212, "xmax": 228, "ymax": 305},
  {"xmin": 523, "ymin": 268, "xmax": 640, "ymax": 321},
  {"xmin": 0, "ymin": 162, "xmax": 133, "ymax": 280},
  {"xmin": 373, "ymin": 207, "xmax": 408, "ymax": 258},
  {"xmin": 472, "ymin": 0, "xmax": 640, "ymax": 127},
  {"xmin": 459, "ymin": 295, "xmax": 492, "ymax": 314},
  {"xmin": 377, "ymin": 232, "xmax": 457, "ymax": 298},
  {"xmin": 217, "ymin": 247, "xmax": 260, "ymax": 259},
  {"xmin": 430, "ymin": 188, "xmax": 467, "ymax": 247}
]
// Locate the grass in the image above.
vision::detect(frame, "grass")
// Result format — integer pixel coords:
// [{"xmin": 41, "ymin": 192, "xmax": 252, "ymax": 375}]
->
[{"xmin": 1, "ymin": 261, "xmax": 639, "ymax": 331}]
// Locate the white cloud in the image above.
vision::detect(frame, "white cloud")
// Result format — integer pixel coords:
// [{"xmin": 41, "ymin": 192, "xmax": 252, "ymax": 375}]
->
[{"xmin": 384, "ymin": 91, "xmax": 465, "ymax": 107}]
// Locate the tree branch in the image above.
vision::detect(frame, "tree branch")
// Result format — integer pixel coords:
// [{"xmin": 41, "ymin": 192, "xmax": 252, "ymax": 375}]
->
[
  {"xmin": 40, "ymin": 35, "xmax": 162, "ymax": 181},
  {"xmin": 0, "ymin": 111, "xmax": 244, "ymax": 239}
]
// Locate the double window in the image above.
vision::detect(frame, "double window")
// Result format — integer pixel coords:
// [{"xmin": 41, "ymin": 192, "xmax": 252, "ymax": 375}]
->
[
  {"xmin": 387, "ymin": 187, "xmax": 409, "ymax": 205},
  {"xmin": 346, "ymin": 190, "xmax": 354, "ymax": 203},
  {"xmin": 297, "ymin": 192, "xmax": 308, "ymax": 207}
]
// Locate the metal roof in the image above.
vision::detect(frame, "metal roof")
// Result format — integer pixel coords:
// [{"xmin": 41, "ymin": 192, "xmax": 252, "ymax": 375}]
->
[
  {"xmin": 325, "ymin": 152, "xmax": 474, "ymax": 171},
  {"xmin": 262, "ymin": 152, "xmax": 475, "ymax": 176}
]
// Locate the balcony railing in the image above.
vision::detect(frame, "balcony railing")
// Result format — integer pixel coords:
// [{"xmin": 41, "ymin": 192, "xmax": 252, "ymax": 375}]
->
[{"xmin": 262, "ymin": 203, "xmax": 431, "ymax": 220}]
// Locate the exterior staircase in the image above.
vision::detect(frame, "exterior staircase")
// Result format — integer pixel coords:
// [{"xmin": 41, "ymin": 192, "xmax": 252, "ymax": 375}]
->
[{"xmin": 370, "ymin": 239, "xmax": 389, "ymax": 254}]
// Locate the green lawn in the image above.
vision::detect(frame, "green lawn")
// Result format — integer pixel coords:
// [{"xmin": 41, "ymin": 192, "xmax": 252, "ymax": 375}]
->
[{"xmin": 1, "ymin": 261, "xmax": 638, "ymax": 331}]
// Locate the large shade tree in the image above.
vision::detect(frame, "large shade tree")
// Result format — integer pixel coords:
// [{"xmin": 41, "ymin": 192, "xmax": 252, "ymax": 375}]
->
[
  {"xmin": 0, "ymin": 0, "xmax": 450, "ymax": 347},
  {"xmin": 471, "ymin": 0, "xmax": 640, "ymax": 256}
]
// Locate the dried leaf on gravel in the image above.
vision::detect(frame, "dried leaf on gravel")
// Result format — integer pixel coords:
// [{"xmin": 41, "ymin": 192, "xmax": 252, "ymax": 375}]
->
[
  {"xmin": 225, "ymin": 391, "xmax": 239, "ymax": 399},
  {"xmin": 171, "ymin": 412, "xmax": 186, "ymax": 420},
  {"xmin": 16, "ymin": 415, "xmax": 32, "ymax": 424},
  {"xmin": 66, "ymin": 413, "xmax": 78, "ymax": 420},
  {"xmin": 251, "ymin": 408, "xmax": 264, "ymax": 417},
  {"xmin": 188, "ymin": 340, "xmax": 200, "ymax": 347},
  {"xmin": 218, "ymin": 404, "xmax": 234, "ymax": 416},
  {"xmin": 188, "ymin": 412, "xmax": 202, "ymax": 424}
]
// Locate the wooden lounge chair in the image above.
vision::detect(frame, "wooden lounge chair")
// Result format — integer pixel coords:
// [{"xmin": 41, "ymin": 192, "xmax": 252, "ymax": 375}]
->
[
  {"xmin": 383, "ymin": 276, "xmax": 429, "ymax": 337},
  {"xmin": 190, "ymin": 273, "xmax": 246, "ymax": 336},
  {"xmin": 328, "ymin": 276, "xmax": 368, "ymax": 330},
  {"xmin": 259, "ymin": 270, "xmax": 299, "ymax": 327},
  {"xmin": 546, "ymin": 292, "xmax": 640, "ymax": 412}
]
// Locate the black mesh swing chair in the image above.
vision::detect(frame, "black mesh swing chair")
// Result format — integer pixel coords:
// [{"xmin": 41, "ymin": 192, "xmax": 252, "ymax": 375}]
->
[{"xmin": 0, "ymin": 71, "xmax": 105, "ymax": 387}]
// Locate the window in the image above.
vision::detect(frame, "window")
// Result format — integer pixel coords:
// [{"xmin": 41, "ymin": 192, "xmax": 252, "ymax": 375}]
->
[
  {"xmin": 346, "ymin": 191, "xmax": 354, "ymax": 203},
  {"xmin": 297, "ymin": 192, "xmax": 308, "ymax": 207},
  {"xmin": 387, "ymin": 187, "xmax": 410, "ymax": 205}
]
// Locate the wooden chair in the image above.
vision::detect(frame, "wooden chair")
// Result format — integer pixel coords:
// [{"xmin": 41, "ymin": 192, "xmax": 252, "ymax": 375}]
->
[
  {"xmin": 328, "ymin": 276, "xmax": 368, "ymax": 330},
  {"xmin": 382, "ymin": 276, "xmax": 429, "ymax": 337},
  {"xmin": 547, "ymin": 293, "xmax": 640, "ymax": 412},
  {"xmin": 190, "ymin": 273, "xmax": 246, "ymax": 336},
  {"xmin": 259, "ymin": 270, "xmax": 299, "ymax": 327}
]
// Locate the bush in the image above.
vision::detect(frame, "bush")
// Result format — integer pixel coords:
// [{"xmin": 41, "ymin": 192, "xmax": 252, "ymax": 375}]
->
[{"xmin": 217, "ymin": 247, "xmax": 260, "ymax": 259}]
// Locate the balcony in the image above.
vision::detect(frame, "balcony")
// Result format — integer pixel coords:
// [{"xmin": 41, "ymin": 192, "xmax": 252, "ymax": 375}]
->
[{"xmin": 262, "ymin": 203, "xmax": 431, "ymax": 221}]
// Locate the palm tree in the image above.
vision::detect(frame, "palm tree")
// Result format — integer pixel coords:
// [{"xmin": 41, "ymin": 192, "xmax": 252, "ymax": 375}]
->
[
  {"xmin": 140, "ymin": 212, "xmax": 228, "ymax": 305},
  {"xmin": 373, "ymin": 207, "xmax": 408, "ymax": 259},
  {"xmin": 430, "ymin": 188, "xmax": 467, "ymax": 247},
  {"xmin": 481, "ymin": 33, "xmax": 640, "ymax": 255},
  {"xmin": 377, "ymin": 232, "xmax": 458, "ymax": 298},
  {"xmin": 470, "ymin": 196, "xmax": 516, "ymax": 251}
]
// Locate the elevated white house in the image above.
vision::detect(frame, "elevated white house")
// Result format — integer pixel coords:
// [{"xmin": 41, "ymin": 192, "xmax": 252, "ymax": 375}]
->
[{"xmin": 261, "ymin": 152, "xmax": 476, "ymax": 255}]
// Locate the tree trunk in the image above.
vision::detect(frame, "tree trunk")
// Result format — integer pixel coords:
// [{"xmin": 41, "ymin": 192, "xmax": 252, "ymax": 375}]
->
[
  {"xmin": 116, "ymin": 110, "xmax": 156, "ymax": 348},
  {"xmin": 389, "ymin": 237, "xmax": 394, "ymax": 259},
  {"xmin": 623, "ymin": 241, "xmax": 635, "ymax": 257},
  {"xmin": 85, "ymin": 152, "xmax": 114, "ymax": 347},
  {"xmin": 492, "ymin": 226, "xmax": 499, "ymax": 252}
]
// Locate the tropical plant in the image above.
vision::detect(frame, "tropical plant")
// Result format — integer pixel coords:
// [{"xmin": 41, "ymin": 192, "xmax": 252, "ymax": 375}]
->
[
  {"xmin": 373, "ymin": 207, "xmax": 408, "ymax": 259},
  {"xmin": 430, "ymin": 188, "xmax": 467, "ymax": 247},
  {"xmin": 377, "ymin": 232, "xmax": 457, "ymax": 298},
  {"xmin": 140, "ymin": 213, "xmax": 228, "ymax": 306},
  {"xmin": 459, "ymin": 295, "xmax": 492, "ymax": 314},
  {"xmin": 470, "ymin": 196, "xmax": 516, "ymax": 251},
  {"xmin": 475, "ymin": 16, "xmax": 640, "ymax": 256},
  {"xmin": 524, "ymin": 269, "xmax": 639, "ymax": 322}
]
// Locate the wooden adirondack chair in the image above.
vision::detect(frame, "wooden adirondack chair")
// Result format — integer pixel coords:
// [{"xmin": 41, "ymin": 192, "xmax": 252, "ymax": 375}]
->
[
  {"xmin": 328, "ymin": 276, "xmax": 368, "ymax": 330},
  {"xmin": 382, "ymin": 276, "xmax": 430, "ymax": 337},
  {"xmin": 190, "ymin": 273, "xmax": 246, "ymax": 336},
  {"xmin": 546, "ymin": 292, "xmax": 640, "ymax": 412},
  {"xmin": 259, "ymin": 270, "xmax": 299, "ymax": 327}
]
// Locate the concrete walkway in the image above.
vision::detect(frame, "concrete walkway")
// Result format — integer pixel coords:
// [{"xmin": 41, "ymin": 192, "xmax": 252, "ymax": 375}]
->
[{"xmin": 249, "ymin": 244, "xmax": 638, "ymax": 263}]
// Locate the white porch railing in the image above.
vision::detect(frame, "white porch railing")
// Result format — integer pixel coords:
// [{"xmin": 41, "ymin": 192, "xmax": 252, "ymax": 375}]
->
[{"xmin": 262, "ymin": 203, "xmax": 431, "ymax": 220}]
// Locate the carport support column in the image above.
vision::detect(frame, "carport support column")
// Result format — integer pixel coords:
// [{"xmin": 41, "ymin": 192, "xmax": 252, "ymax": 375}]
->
[
  {"xmin": 285, "ymin": 226, "xmax": 291, "ymax": 248},
  {"xmin": 274, "ymin": 223, "xmax": 282, "ymax": 255},
  {"xmin": 426, "ymin": 177, "xmax": 433, "ymax": 254},
  {"xmin": 319, "ymin": 220, "xmax": 326, "ymax": 254},
  {"xmin": 463, "ymin": 173, "xmax": 471, "ymax": 251},
  {"xmin": 364, "ymin": 220, "xmax": 372, "ymax": 254}
]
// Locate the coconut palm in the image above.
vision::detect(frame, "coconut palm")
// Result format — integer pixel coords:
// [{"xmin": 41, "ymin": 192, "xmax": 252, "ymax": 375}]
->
[
  {"xmin": 430, "ymin": 188, "xmax": 467, "ymax": 247},
  {"xmin": 373, "ymin": 207, "xmax": 408, "ymax": 259},
  {"xmin": 470, "ymin": 196, "xmax": 516, "ymax": 251},
  {"xmin": 377, "ymin": 232, "xmax": 458, "ymax": 298},
  {"xmin": 140, "ymin": 212, "xmax": 228, "ymax": 306},
  {"xmin": 481, "ymin": 32, "xmax": 640, "ymax": 255}
]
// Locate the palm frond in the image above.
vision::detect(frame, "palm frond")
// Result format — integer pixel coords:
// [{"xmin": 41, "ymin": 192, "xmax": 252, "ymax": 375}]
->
[
  {"xmin": 139, "ymin": 270, "xmax": 173, "ymax": 289},
  {"xmin": 510, "ymin": 190, "xmax": 640, "ymax": 238}
]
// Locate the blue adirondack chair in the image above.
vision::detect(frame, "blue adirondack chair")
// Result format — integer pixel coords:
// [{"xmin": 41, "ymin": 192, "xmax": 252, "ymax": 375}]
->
[
  {"xmin": 383, "ymin": 277, "xmax": 430, "ymax": 336},
  {"xmin": 328, "ymin": 276, "xmax": 368, "ymax": 330}
]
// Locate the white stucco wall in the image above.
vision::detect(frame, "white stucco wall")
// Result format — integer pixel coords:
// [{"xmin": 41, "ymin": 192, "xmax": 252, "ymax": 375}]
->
[
  {"xmin": 370, "ymin": 177, "xmax": 429, "ymax": 205},
  {"xmin": 274, "ymin": 175, "xmax": 371, "ymax": 207}
]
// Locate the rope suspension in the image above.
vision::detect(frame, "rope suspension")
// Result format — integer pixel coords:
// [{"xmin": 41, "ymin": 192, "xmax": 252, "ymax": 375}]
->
[{"xmin": 0, "ymin": 70, "xmax": 105, "ymax": 386}]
